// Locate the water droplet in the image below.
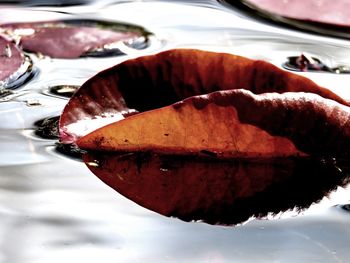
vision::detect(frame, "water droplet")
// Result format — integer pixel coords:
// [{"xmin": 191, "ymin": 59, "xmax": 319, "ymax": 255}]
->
[
  {"xmin": 25, "ymin": 99, "xmax": 41, "ymax": 107},
  {"xmin": 47, "ymin": 85, "xmax": 80, "ymax": 99},
  {"xmin": 340, "ymin": 204, "xmax": 350, "ymax": 212},
  {"xmin": 87, "ymin": 160, "xmax": 99, "ymax": 167},
  {"xmin": 4, "ymin": 44, "xmax": 12, "ymax": 58},
  {"xmin": 283, "ymin": 54, "xmax": 328, "ymax": 72},
  {"xmin": 55, "ymin": 142, "xmax": 85, "ymax": 160},
  {"xmin": 34, "ymin": 116, "xmax": 60, "ymax": 139},
  {"xmin": 283, "ymin": 54, "xmax": 350, "ymax": 74},
  {"xmin": 0, "ymin": 88, "xmax": 14, "ymax": 98}
]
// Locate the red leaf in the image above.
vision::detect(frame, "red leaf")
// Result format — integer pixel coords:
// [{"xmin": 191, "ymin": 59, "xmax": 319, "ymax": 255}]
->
[
  {"xmin": 1, "ymin": 21, "xmax": 141, "ymax": 59},
  {"xmin": 83, "ymin": 152, "xmax": 350, "ymax": 225},
  {"xmin": 0, "ymin": 35, "xmax": 24, "ymax": 82},
  {"xmin": 59, "ymin": 49, "xmax": 347, "ymax": 145},
  {"xmin": 77, "ymin": 89, "xmax": 350, "ymax": 158},
  {"xmin": 239, "ymin": 0, "xmax": 350, "ymax": 27},
  {"xmin": 60, "ymin": 49, "xmax": 350, "ymax": 224}
]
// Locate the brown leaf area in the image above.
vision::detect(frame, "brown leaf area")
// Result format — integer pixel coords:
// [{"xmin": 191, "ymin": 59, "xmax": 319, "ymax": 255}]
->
[
  {"xmin": 77, "ymin": 89, "xmax": 350, "ymax": 158},
  {"xmin": 84, "ymin": 152, "xmax": 350, "ymax": 225},
  {"xmin": 60, "ymin": 49, "xmax": 350, "ymax": 225},
  {"xmin": 77, "ymin": 90, "xmax": 301, "ymax": 158},
  {"xmin": 59, "ymin": 49, "xmax": 348, "ymax": 144}
]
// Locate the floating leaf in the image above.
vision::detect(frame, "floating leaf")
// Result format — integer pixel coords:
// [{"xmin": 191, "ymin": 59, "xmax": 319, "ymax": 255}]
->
[
  {"xmin": 60, "ymin": 49, "xmax": 350, "ymax": 224},
  {"xmin": 1, "ymin": 19, "xmax": 151, "ymax": 59},
  {"xmin": 239, "ymin": 0, "xmax": 350, "ymax": 27},
  {"xmin": 221, "ymin": 0, "xmax": 350, "ymax": 38},
  {"xmin": 0, "ymin": 35, "xmax": 34, "ymax": 88},
  {"xmin": 77, "ymin": 89, "xmax": 350, "ymax": 158},
  {"xmin": 59, "ymin": 49, "xmax": 347, "ymax": 144}
]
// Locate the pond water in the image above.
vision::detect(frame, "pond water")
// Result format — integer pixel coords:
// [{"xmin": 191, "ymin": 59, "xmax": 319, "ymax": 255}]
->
[{"xmin": 0, "ymin": 1, "xmax": 350, "ymax": 262}]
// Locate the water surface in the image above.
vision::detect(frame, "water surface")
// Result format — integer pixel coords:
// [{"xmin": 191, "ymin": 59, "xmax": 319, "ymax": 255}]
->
[{"xmin": 0, "ymin": 1, "xmax": 350, "ymax": 262}]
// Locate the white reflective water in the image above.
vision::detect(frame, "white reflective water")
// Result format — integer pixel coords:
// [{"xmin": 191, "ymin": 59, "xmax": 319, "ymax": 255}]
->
[{"xmin": 0, "ymin": 1, "xmax": 350, "ymax": 262}]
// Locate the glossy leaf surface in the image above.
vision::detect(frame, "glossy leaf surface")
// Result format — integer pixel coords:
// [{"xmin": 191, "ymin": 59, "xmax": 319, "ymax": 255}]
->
[
  {"xmin": 77, "ymin": 89, "xmax": 350, "ymax": 158},
  {"xmin": 60, "ymin": 49, "xmax": 350, "ymax": 224},
  {"xmin": 1, "ymin": 20, "xmax": 143, "ymax": 58},
  {"xmin": 84, "ymin": 152, "xmax": 350, "ymax": 225},
  {"xmin": 0, "ymin": 35, "xmax": 24, "ymax": 81},
  {"xmin": 59, "ymin": 49, "xmax": 348, "ymax": 144},
  {"xmin": 242, "ymin": 0, "xmax": 350, "ymax": 27}
]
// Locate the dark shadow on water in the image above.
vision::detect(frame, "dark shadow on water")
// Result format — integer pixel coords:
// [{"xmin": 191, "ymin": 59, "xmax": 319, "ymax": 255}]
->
[
  {"xmin": 339, "ymin": 204, "xmax": 350, "ymax": 213},
  {"xmin": 34, "ymin": 116, "xmax": 60, "ymax": 140},
  {"xmin": 83, "ymin": 152, "xmax": 350, "ymax": 225},
  {"xmin": 34, "ymin": 116, "xmax": 85, "ymax": 160}
]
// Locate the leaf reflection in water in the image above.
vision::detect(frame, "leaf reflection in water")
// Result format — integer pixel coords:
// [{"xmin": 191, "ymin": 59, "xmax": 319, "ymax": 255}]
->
[{"xmin": 83, "ymin": 152, "xmax": 350, "ymax": 225}]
